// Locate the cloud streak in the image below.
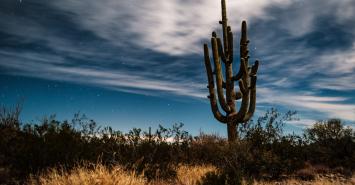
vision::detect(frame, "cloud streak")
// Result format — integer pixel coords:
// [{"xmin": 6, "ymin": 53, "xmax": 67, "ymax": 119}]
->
[
  {"xmin": 0, "ymin": 0, "xmax": 355, "ymax": 125},
  {"xmin": 0, "ymin": 50, "xmax": 206, "ymax": 98},
  {"xmin": 49, "ymin": 0, "xmax": 293, "ymax": 55},
  {"xmin": 258, "ymin": 87, "xmax": 355, "ymax": 121}
]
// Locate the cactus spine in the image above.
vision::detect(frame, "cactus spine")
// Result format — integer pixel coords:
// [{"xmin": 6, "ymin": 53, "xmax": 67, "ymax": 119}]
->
[{"xmin": 203, "ymin": 0, "xmax": 259, "ymax": 142}]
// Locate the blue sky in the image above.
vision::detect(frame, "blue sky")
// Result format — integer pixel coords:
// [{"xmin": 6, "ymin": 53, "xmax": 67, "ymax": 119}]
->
[{"xmin": 1, "ymin": 0, "xmax": 354, "ymax": 135}]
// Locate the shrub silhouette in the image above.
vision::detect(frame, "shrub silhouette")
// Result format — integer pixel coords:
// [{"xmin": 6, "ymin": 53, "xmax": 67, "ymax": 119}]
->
[
  {"xmin": 0, "ymin": 104, "xmax": 354, "ymax": 184},
  {"xmin": 304, "ymin": 119, "xmax": 355, "ymax": 169},
  {"xmin": 198, "ymin": 170, "xmax": 242, "ymax": 185}
]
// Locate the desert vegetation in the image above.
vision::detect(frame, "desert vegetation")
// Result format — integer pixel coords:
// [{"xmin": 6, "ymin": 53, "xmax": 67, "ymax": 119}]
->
[
  {"xmin": 26, "ymin": 164, "xmax": 354, "ymax": 185},
  {"xmin": 0, "ymin": 104, "xmax": 354, "ymax": 184}
]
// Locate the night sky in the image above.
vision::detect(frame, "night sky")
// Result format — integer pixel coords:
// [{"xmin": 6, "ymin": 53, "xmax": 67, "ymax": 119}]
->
[{"xmin": 1, "ymin": 0, "xmax": 354, "ymax": 135}]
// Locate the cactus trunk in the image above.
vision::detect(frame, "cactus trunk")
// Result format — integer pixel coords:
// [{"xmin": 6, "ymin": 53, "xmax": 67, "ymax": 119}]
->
[
  {"xmin": 203, "ymin": 0, "xmax": 259, "ymax": 142},
  {"xmin": 227, "ymin": 122, "xmax": 237, "ymax": 143}
]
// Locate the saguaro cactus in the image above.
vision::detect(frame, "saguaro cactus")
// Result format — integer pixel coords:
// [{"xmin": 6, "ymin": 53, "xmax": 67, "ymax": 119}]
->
[{"xmin": 203, "ymin": 0, "xmax": 259, "ymax": 142}]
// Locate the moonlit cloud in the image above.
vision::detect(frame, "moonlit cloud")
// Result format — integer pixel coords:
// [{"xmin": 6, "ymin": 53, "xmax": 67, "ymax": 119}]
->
[
  {"xmin": 0, "ymin": 0, "xmax": 355, "ymax": 127},
  {"xmin": 287, "ymin": 119, "xmax": 317, "ymax": 127},
  {"xmin": 49, "ymin": 0, "xmax": 292, "ymax": 55},
  {"xmin": 258, "ymin": 87, "xmax": 355, "ymax": 121},
  {"xmin": 0, "ymin": 51, "xmax": 205, "ymax": 98}
]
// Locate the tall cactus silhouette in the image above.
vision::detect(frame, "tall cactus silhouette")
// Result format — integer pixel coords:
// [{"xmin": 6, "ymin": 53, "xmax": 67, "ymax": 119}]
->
[{"xmin": 203, "ymin": 0, "xmax": 259, "ymax": 142}]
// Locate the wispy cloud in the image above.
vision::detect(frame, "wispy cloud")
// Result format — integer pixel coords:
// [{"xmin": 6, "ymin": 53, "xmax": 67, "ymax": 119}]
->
[
  {"xmin": 0, "ymin": 0, "xmax": 355, "ymax": 125},
  {"xmin": 310, "ymin": 43, "xmax": 355, "ymax": 91},
  {"xmin": 258, "ymin": 87, "xmax": 355, "ymax": 121},
  {"xmin": 287, "ymin": 119, "xmax": 317, "ymax": 128},
  {"xmin": 49, "ymin": 0, "xmax": 292, "ymax": 55},
  {"xmin": 1, "ymin": 50, "xmax": 206, "ymax": 98}
]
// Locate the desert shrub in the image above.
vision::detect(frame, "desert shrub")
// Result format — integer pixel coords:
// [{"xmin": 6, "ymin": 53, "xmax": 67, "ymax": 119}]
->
[
  {"xmin": 197, "ymin": 109, "xmax": 304, "ymax": 182},
  {"xmin": 234, "ymin": 109, "xmax": 305, "ymax": 179},
  {"xmin": 124, "ymin": 123, "xmax": 191, "ymax": 180},
  {"xmin": 198, "ymin": 170, "xmax": 242, "ymax": 185},
  {"xmin": 189, "ymin": 133, "xmax": 227, "ymax": 165},
  {"xmin": 1, "ymin": 103, "xmax": 354, "ymax": 183},
  {"xmin": 294, "ymin": 168, "xmax": 315, "ymax": 180},
  {"xmin": 304, "ymin": 119, "xmax": 355, "ymax": 169}
]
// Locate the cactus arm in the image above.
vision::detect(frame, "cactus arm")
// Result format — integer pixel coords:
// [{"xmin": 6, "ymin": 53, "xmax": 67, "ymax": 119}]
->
[
  {"xmin": 230, "ymin": 80, "xmax": 250, "ymax": 123},
  {"xmin": 243, "ymin": 76, "xmax": 257, "ymax": 122},
  {"xmin": 234, "ymin": 22, "xmax": 249, "ymax": 81},
  {"xmin": 226, "ymin": 26, "xmax": 237, "ymax": 112},
  {"xmin": 243, "ymin": 60, "xmax": 258, "ymax": 121},
  {"xmin": 240, "ymin": 21, "xmax": 248, "ymax": 60},
  {"xmin": 250, "ymin": 60, "xmax": 259, "ymax": 76},
  {"xmin": 221, "ymin": 0, "xmax": 228, "ymax": 55},
  {"xmin": 232, "ymin": 58, "xmax": 247, "ymax": 81},
  {"xmin": 217, "ymin": 38, "xmax": 227, "ymax": 63},
  {"xmin": 235, "ymin": 91, "xmax": 242, "ymax": 100},
  {"xmin": 232, "ymin": 72, "xmax": 242, "ymax": 81},
  {"xmin": 230, "ymin": 21, "xmax": 251, "ymax": 123},
  {"xmin": 204, "ymin": 44, "xmax": 228, "ymax": 123},
  {"xmin": 227, "ymin": 28, "xmax": 233, "ymax": 63},
  {"xmin": 238, "ymin": 78, "xmax": 247, "ymax": 95},
  {"xmin": 225, "ymin": 62, "xmax": 236, "ymax": 112},
  {"xmin": 225, "ymin": 30, "xmax": 236, "ymax": 112},
  {"xmin": 211, "ymin": 37, "xmax": 231, "ymax": 113}
]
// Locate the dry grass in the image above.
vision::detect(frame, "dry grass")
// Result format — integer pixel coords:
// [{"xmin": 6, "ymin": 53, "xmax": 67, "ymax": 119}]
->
[
  {"xmin": 27, "ymin": 164, "xmax": 217, "ymax": 185},
  {"xmin": 176, "ymin": 164, "xmax": 217, "ymax": 185},
  {"xmin": 254, "ymin": 173, "xmax": 355, "ymax": 185},
  {"xmin": 27, "ymin": 164, "xmax": 146, "ymax": 185},
  {"xmin": 254, "ymin": 176, "xmax": 355, "ymax": 185},
  {"xmin": 27, "ymin": 164, "xmax": 355, "ymax": 185}
]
